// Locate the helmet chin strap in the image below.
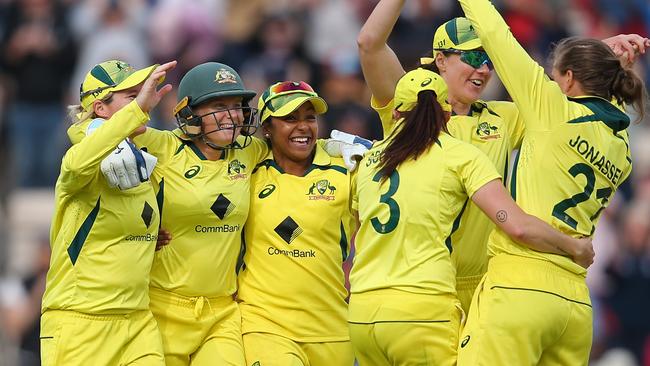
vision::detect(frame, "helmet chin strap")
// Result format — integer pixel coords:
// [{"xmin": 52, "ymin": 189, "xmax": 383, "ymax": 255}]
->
[{"xmin": 200, "ymin": 129, "xmax": 234, "ymax": 150}]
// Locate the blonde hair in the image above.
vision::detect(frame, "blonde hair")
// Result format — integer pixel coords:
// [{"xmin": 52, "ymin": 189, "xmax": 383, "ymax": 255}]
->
[{"xmin": 67, "ymin": 92, "xmax": 115, "ymax": 124}]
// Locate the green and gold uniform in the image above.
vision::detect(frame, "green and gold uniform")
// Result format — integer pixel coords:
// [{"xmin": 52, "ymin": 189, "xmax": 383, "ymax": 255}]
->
[
  {"xmin": 349, "ymin": 100, "xmax": 502, "ymax": 366},
  {"xmin": 371, "ymin": 96, "xmax": 525, "ymax": 313},
  {"xmin": 457, "ymin": 1, "xmax": 632, "ymax": 365},
  {"xmin": 238, "ymin": 145, "xmax": 354, "ymax": 366},
  {"xmin": 133, "ymin": 130, "xmax": 268, "ymax": 366},
  {"xmin": 41, "ymin": 101, "xmax": 164, "ymax": 366}
]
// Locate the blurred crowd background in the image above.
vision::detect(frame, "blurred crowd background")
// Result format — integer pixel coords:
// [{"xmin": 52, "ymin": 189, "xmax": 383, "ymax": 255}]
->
[{"xmin": 0, "ymin": 0, "xmax": 648, "ymax": 365}]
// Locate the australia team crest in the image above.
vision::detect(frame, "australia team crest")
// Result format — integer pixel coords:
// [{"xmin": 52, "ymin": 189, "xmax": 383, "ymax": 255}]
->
[
  {"xmin": 475, "ymin": 121, "xmax": 501, "ymax": 140},
  {"xmin": 228, "ymin": 159, "xmax": 247, "ymax": 180},
  {"xmin": 306, "ymin": 179, "xmax": 336, "ymax": 201}
]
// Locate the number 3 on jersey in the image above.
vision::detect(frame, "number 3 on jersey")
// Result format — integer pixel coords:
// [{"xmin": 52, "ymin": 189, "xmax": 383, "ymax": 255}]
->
[
  {"xmin": 370, "ymin": 171, "xmax": 400, "ymax": 234},
  {"xmin": 552, "ymin": 163, "xmax": 613, "ymax": 234}
]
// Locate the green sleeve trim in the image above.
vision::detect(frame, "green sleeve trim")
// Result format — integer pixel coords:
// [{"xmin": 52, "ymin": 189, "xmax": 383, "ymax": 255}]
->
[
  {"xmin": 339, "ymin": 222, "xmax": 349, "ymax": 261},
  {"xmin": 510, "ymin": 150, "xmax": 521, "ymax": 200},
  {"xmin": 445, "ymin": 199, "xmax": 469, "ymax": 253},
  {"xmin": 67, "ymin": 197, "xmax": 101, "ymax": 265},
  {"xmin": 156, "ymin": 179, "xmax": 164, "ymax": 227}
]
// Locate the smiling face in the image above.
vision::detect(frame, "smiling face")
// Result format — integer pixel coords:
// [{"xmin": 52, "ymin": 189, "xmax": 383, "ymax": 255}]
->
[
  {"xmin": 264, "ymin": 101, "xmax": 318, "ymax": 165},
  {"xmin": 192, "ymin": 96, "xmax": 245, "ymax": 146},
  {"xmin": 436, "ymin": 51, "xmax": 492, "ymax": 108}
]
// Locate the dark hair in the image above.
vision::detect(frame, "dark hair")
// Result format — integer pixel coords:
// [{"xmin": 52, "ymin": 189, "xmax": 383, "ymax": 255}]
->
[
  {"xmin": 419, "ymin": 50, "xmax": 441, "ymax": 73},
  {"xmin": 378, "ymin": 90, "xmax": 448, "ymax": 179},
  {"xmin": 551, "ymin": 37, "xmax": 647, "ymax": 122}
]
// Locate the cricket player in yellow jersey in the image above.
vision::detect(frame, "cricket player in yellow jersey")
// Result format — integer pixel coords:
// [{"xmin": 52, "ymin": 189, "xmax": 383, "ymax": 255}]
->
[
  {"xmin": 456, "ymin": 0, "xmax": 649, "ymax": 365},
  {"xmin": 237, "ymin": 81, "xmax": 355, "ymax": 366},
  {"xmin": 357, "ymin": 0, "xmax": 526, "ymax": 314},
  {"xmin": 130, "ymin": 62, "xmax": 268, "ymax": 366},
  {"xmin": 348, "ymin": 68, "xmax": 594, "ymax": 366},
  {"xmin": 357, "ymin": 0, "xmax": 642, "ymax": 315},
  {"xmin": 40, "ymin": 60, "xmax": 176, "ymax": 365}
]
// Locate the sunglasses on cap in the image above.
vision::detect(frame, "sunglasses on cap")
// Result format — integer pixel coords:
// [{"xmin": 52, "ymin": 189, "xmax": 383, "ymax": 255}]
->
[
  {"xmin": 79, "ymin": 83, "xmax": 117, "ymax": 99},
  {"xmin": 260, "ymin": 81, "xmax": 318, "ymax": 116},
  {"xmin": 438, "ymin": 49, "xmax": 493, "ymax": 70}
]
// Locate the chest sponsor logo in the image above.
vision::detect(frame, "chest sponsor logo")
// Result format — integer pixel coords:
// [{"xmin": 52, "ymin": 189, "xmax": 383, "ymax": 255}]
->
[
  {"xmin": 267, "ymin": 246, "xmax": 316, "ymax": 258},
  {"xmin": 184, "ymin": 165, "xmax": 201, "ymax": 179},
  {"xmin": 258, "ymin": 184, "xmax": 276, "ymax": 199},
  {"xmin": 306, "ymin": 179, "xmax": 336, "ymax": 201},
  {"xmin": 195, "ymin": 224, "xmax": 241, "ymax": 233},
  {"xmin": 475, "ymin": 121, "xmax": 501, "ymax": 140},
  {"xmin": 141, "ymin": 201, "xmax": 154, "ymax": 228},
  {"xmin": 274, "ymin": 216, "xmax": 302, "ymax": 244},
  {"xmin": 228, "ymin": 159, "xmax": 248, "ymax": 180},
  {"xmin": 211, "ymin": 193, "xmax": 235, "ymax": 219},
  {"xmin": 125, "ymin": 233, "xmax": 158, "ymax": 242}
]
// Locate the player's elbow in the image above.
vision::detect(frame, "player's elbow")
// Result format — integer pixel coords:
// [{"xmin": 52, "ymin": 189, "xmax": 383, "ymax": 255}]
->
[{"xmin": 357, "ymin": 31, "xmax": 380, "ymax": 54}]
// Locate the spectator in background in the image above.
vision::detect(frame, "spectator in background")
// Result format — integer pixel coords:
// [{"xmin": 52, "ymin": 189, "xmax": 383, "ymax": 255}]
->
[
  {"xmin": 0, "ymin": 238, "xmax": 49, "ymax": 366},
  {"xmin": 0, "ymin": 0, "xmax": 77, "ymax": 187},
  {"xmin": 318, "ymin": 50, "xmax": 382, "ymax": 141},
  {"xmin": 147, "ymin": 0, "xmax": 223, "ymax": 129},
  {"xmin": 603, "ymin": 200, "xmax": 650, "ymax": 365},
  {"xmin": 69, "ymin": 0, "xmax": 150, "ymax": 91},
  {"xmin": 240, "ymin": 12, "xmax": 319, "ymax": 97}
]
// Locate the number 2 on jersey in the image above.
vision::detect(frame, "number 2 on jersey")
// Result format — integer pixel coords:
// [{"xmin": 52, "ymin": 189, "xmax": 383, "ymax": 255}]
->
[
  {"xmin": 370, "ymin": 171, "xmax": 400, "ymax": 234},
  {"xmin": 552, "ymin": 163, "xmax": 613, "ymax": 234}
]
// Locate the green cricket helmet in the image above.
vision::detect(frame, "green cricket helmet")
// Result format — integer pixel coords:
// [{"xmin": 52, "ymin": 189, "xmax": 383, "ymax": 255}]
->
[{"xmin": 174, "ymin": 62, "xmax": 259, "ymax": 149}]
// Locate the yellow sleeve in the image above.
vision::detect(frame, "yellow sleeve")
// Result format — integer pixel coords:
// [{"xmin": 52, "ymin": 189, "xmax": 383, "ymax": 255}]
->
[
  {"xmin": 459, "ymin": 0, "xmax": 570, "ymax": 132},
  {"xmin": 455, "ymin": 144, "xmax": 503, "ymax": 198},
  {"xmin": 59, "ymin": 101, "xmax": 149, "ymax": 192},
  {"xmin": 132, "ymin": 127, "xmax": 180, "ymax": 167},
  {"xmin": 488, "ymin": 101, "xmax": 526, "ymax": 150},
  {"xmin": 350, "ymin": 169, "xmax": 359, "ymax": 215},
  {"xmin": 370, "ymin": 95, "xmax": 396, "ymax": 138}
]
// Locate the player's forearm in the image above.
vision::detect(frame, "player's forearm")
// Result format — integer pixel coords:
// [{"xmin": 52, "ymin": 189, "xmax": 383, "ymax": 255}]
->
[
  {"xmin": 513, "ymin": 214, "xmax": 576, "ymax": 257},
  {"xmin": 61, "ymin": 102, "xmax": 149, "ymax": 190},
  {"xmin": 358, "ymin": 0, "xmax": 406, "ymax": 105},
  {"xmin": 357, "ymin": 0, "xmax": 404, "ymax": 53}
]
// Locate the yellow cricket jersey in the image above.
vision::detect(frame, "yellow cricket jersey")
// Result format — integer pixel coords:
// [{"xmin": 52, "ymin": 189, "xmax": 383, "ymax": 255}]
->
[
  {"xmin": 370, "ymin": 97, "xmax": 524, "ymax": 279},
  {"xmin": 349, "ymin": 100, "xmax": 502, "ymax": 322},
  {"xmin": 237, "ymin": 144, "xmax": 353, "ymax": 342},
  {"xmin": 43, "ymin": 101, "xmax": 160, "ymax": 314},
  {"xmin": 132, "ymin": 131, "xmax": 268, "ymax": 297},
  {"xmin": 461, "ymin": 0, "xmax": 632, "ymax": 276}
]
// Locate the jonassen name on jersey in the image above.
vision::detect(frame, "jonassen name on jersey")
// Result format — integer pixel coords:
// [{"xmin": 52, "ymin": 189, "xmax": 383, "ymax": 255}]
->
[{"xmin": 569, "ymin": 134, "xmax": 623, "ymax": 185}]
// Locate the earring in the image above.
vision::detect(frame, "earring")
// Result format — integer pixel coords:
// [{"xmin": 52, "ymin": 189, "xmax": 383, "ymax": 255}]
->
[{"xmin": 264, "ymin": 133, "xmax": 270, "ymax": 138}]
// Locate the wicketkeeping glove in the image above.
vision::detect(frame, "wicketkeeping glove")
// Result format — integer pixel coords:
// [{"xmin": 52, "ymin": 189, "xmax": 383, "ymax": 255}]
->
[
  {"xmin": 323, "ymin": 130, "xmax": 373, "ymax": 172},
  {"xmin": 101, "ymin": 139, "xmax": 157, "ymax": 190}
]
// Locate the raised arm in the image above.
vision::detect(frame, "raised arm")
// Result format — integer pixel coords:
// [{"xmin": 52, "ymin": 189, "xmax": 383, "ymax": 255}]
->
[
  {"xmin": 601, "ymin": 34, "xmax": 650, "ymax": 68},
  {"xmin": 472, "ymin": 180, "xmax": 594, "ymax": 268},
  {"xmin": 60, "ymin": 61, "xmax": 176, "ymax": 192},
  {"xmin": 357, "ymin": 0, "xmax": 407, "ymax": 106}
]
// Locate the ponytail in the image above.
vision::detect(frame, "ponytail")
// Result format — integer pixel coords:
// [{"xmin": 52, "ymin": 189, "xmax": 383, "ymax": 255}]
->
[
  {"xmin": 378, "ymin": 90, "xmax": 448, "ymax": 179},
  {"xmin": 551, "ymin": 37, "xmax": 648, "ymax": 123},
  {"xmin": 611, "ymin": 67, "xmax": 647, "ymax": 122}
]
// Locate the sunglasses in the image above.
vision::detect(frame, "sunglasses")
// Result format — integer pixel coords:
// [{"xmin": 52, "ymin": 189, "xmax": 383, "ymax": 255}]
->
[
  {"xmin": 439, "ymin": 49, "xmax": 493, "ymax": 70},
  {"xmin": 260, "ymin": 81, "xmax": 318, "ymax": 117}
]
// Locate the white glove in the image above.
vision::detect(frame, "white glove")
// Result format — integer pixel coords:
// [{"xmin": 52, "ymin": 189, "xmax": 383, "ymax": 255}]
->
[
  {"xmin": 330, "ymin": 129, "xmax": 373, "ymax": 149},
  {"xmin": 323, "ymin": 130, "xmax": 372, "ymax": 172},
  {"xmin": 101, "ymin": 140, "xmax": 157, "ymax": 190}
]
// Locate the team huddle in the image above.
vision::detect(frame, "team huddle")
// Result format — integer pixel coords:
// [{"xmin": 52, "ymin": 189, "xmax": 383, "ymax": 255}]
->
[{"xmin": 39, "ymin": 0, "xmax": 648, "ymax": 365}]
